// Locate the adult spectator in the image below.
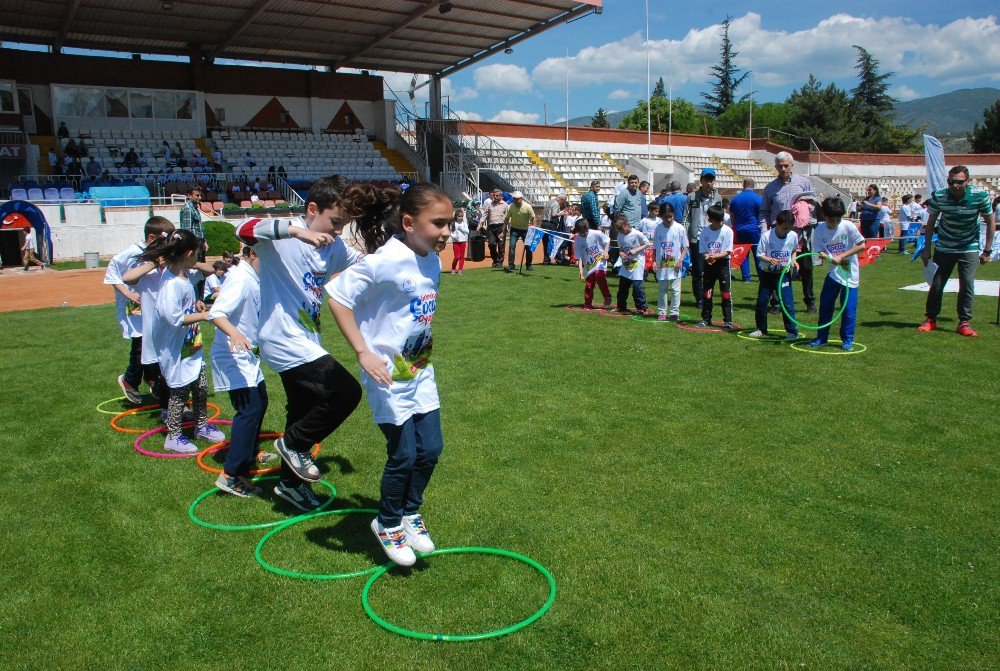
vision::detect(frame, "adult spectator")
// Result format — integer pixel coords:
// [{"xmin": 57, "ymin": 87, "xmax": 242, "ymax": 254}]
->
[
  {"xmin": 544, "ymin": 191, "xmax": 570, "ymax": 265},
  {"xmin": 124, "ymin": 148, "xmax": 139, "ymax": 169},
  {"xmin": 639, "ymin": 180, "xmax": 651, "ymax": 214},
  {"xmin": 483, "ymin": 188, "xmax": 509, "ymax": 268},
  {"xmin": 161, "ymin": 140, "xmax": 172, "ymax": 161},
  {"xmin": 245, "ymin": 152, "xmax": 256, "ymax": 168},
  {"xmin": 685, "ymin": 181, "xmax": 697, "ymax": 195},
  {"xmin": 918, "ymin": 165, "xmax": 995, "ymax": 337},
  {"xmin": 179, "ymin": 186, "xmax": 209, "ymax": 296},
  {"xmin": 277, "ymin": 165, "xmax": 287, "ymax": 180},
  {"xmin": 57, "ymin": 122, "xmax": 69, "ymax": 140},
  {"xmin": 858, "ymin": 184, "xmax": 883, "ymax": 238},
  {"xmin": 85, "ymin": 156, "xmax": 102, "ymax": 178},
  {"xmin": 663, "ymin": 181, "xmax": 687, "ymax": 225},
  {"xmin": 760, "ymin": 152, "xmax": 814, "ymax": 230},
  {"xmin": 683, "ymin": 168, "xmax": 721, "ymax": 307},
  {"xmin": 211, "ymin": 147, "xmax": 223, "ymax": 169},
  {"xmin": 48, "ymin": 149, "xmax": 60, "ymax": 175},
  {"xmin": 504, "ymin": 191, "xmax": 537, "ymax": 271},
  {"xmin": 728, "ymin": 178, "xmax": 763, "ymax": 282},
  {"xmin": 138, "ymin": 152, "xmax": 149, "ymax": 170},
  {"xmin": 613, "ymin": 175, "xmax": 644, "ymax": 228},
  {"xmin": 580, "ymin": 180, "xmax": 602, "ymax": 230},
  {"xmin": 64, "ymin": 137, "xmax": 80, "ymax": 159}
]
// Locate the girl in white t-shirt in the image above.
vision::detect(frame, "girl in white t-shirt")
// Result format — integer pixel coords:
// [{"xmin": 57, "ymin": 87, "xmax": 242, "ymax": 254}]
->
[
  {"xmin": 138, "ymin": 230, "xmax": 225, "ymax": 453},
  {"xmin": 327, "ymin": 183, "xmax": 453, "ymax": 568},
  {"xmin": 653, "ymin": 202, "xmax": 689, "ymax": 321},
  {"xmin": 450, "ymin": 208, "xmax": 469, "ymax": 274}
]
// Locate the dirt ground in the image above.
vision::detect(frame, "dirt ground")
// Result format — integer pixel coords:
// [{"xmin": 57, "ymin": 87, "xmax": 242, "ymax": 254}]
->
[{"xmin": 0, "ymin": 244, "xmax": 512, "ymax": 313}]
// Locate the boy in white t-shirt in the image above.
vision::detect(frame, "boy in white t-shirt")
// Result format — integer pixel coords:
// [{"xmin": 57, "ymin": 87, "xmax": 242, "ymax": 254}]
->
[
  {"xmin": 652, "ymin": 202, "xmax": 688, "ymax": 321},
  {"xmin": 21, "ymin": 226, "xmax": 43, "ymax": 271},
  {"xmin": 897, "ymin": 194, "xmax": 921, "ymax": 254},
  {"xmin": 876, "ymin": 198, "xmax": 894, "ymax": 239},
  {"xmin": 694, "ymin": 203, "xmax": 736, "ymax": 330},
  {"xmin": 234, "ymin": 175, "xmax": 367, "ymax": 510},
  {"xmin": 807, "ymin": 197, "xmax": 867, "ymax": 351},
  {"xmin": 202, "ymin": 261, "xmax": 227, "ymax": 304},
  {"xmin": 613, "ymin": 214, "xmax": 650, "ymax": 313},
  {"xmin": 572, "ymin": 218, "xmax": 612, "ymax": 310},
  {"xmin": 749, "ymin": 210, "xmax": 799, "ymax": 339}
]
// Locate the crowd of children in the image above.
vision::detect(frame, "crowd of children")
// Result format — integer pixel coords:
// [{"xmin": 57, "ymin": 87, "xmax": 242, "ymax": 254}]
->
[{"xmin": 105, "ymin": 176, "xmax": 454, "ymax": 567}]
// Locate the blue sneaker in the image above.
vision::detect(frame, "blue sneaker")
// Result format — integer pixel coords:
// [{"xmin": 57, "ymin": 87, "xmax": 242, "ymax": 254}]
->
[
  {"xmin": 840, "ymin": 341, "xmax": 854, "ymax": 351},
  {"xmin": 805, "ymin": 338, "xmax": 827, "ymax": 348}
]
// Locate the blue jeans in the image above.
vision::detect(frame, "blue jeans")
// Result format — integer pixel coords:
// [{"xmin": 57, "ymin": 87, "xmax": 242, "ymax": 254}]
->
[
  {"xmin": 508, "ymin": 228, "xmax": 529, "ymax": 267},
  {"xmin": 735, "ymin": 227, "xmax": 761, "ymax": 281},
  {"xmin": 378, "ymin": 410, "xmax": 444, "ymax": 527},
  {"xmin": 225, "ymin": 381, "xmax": 268, "ymax": 477},
  {"xmin": 816, "ymin": 274, "xmax": 858, "ymax": 343},
  {"xmin": 755, "ymin": 272, "xmax": 797, "ymax": 335},
  {"xmin": 616, "ymin": 276, "xmax": 647, "ymax": 311}
]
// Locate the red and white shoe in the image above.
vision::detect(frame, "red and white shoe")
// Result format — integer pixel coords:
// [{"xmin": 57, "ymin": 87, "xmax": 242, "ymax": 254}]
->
[
  {"xmin": 916, "ymin": 318, "xmax": 937, "ymax": 332},
  {"xmin": 956, "ymin": 322, "xmax": 978, "ymax": 337}
]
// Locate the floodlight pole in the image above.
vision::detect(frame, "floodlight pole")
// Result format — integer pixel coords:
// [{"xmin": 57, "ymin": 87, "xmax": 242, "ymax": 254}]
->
[{"xmin": 645, "ymin": 0, "xmax": 652, "ymax": 184}]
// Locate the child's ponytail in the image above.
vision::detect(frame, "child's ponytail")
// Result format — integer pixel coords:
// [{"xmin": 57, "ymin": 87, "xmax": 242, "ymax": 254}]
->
[
  {"xmin": 344, "ymin": 183, "xmax": 402, "ymax": 253},
  {"xmin": 137, "ymin": 229, "xmax": 199, "ymax": 264}
]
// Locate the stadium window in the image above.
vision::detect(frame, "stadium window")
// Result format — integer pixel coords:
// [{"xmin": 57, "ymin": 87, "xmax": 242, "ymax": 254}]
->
[
  {"xmin": 0, "ymin": 82, "xmax": 16, "ymax": 113},
  {"xmin": 130, "ymin": 90, "xmax": 153, "ymax": 119},
  {"xmin": 176, "ymin": 93, "xmax": 194, "ymax": 119},
  {"xmin": 106, "ymin": 89, "xmax": 129, "ymax": 117},
  {"xmin": 153, "ymin": 91, "xmax": 175, "ymax": 119}
]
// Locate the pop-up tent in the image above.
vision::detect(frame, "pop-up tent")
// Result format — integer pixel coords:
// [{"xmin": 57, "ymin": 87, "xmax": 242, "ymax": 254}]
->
[{"xmin": 0, "ymin": 200, "xmax": 53, "ymax": 264}]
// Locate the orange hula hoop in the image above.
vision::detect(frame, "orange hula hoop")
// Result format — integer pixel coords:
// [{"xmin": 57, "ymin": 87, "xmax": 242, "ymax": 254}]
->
[
  {"xmin": 196, "ymin": 436, "xmax": 321, "ymax": 476},
  {"xmin": 110, "ymin": 402, "xmax": 222, "ymax": 434}
]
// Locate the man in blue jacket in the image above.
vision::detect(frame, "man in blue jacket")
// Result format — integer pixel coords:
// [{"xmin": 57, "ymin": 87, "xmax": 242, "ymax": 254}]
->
[{"xmin": 729, "ymin": 178, "xmax": 763, "ymax": 282}]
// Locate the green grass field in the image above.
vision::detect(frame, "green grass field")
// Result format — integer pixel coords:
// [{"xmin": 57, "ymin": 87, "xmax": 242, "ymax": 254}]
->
[{"xmin": 1, "ymin": 253, "xmax": 997, "ymax": 670}]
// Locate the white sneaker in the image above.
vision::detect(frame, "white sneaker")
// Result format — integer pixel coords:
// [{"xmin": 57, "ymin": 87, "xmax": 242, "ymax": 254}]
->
[
  {"xmin": 163, "ymin": 434, "xmax": 197, "ymax": 453},
  {"xmin": 747, "ymin": 329, "xmax": 764, "ymax": 338},
  {"xmin": 401, "ymin": 514, "xmax": 436, "ymax": 553},
  {"xmin": 194, "ymin": 423, "xmax": 226, "ymax": 442},
  {"xmin": 371, "ymin": 518, "xmax": 416, "ymax": 567}
]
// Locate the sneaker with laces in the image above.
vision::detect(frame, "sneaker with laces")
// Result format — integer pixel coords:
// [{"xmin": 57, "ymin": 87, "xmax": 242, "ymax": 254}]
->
[
  {"xmin": 602, "ymin": 300, "xmax": 612, "ymax": 310},
  {"xmin": 841, "ymin": 340, "xmax": 854, "ymax": 351},
  {"xmin": 693, "ymin": 320, "xmax": 710, "ymax": 328},
  {"xmin": 117, "ymin": 375, "xmax": 143, "ymax": 404},
  {"xmin": 371, "ymin": 518, "xmax": 417, "ymax": 566},
  {"xmin": 657, "ymin": 313, "xmax": 667, "ymax": 321},
  {"xmin": 805, "ymin": 338, "xmax": 827, "ymax": 348},
  {"xmin": 722, "ymin": 322, "xmax": 736, "ymax": 332},
  {"xmin": 273, "ymin": 481, "xmax": 322, "ymax": 511},
  {"xmin": 806, "ymin": 305, "xmax": 817, "ymax": 314},
  {"xmin": 257, "ymin": 451, "xmax": 278, "ymax": 465},
  {"xmin": 747, "ymin": 329, "xmax": 764, "ymax": 338},
  {"xmin": 401, "ymin": 514, "xmax": 436, "ymax": 553},
  {"xmin": 274, "ymin": 437, "xmax": 320, "ymax": 482},
  {"xmin": 164, "ymin": 434, "xmax": 197, "ymax": 453},
  {"xmin": 195, "ymin": 424, "xmax": 226, "ymax": 442},
  {"xmin": 666, "ymin": 315, "xmax": 679, "ymax": 322},
  {"xmin": 215, "ymin": 474, "xmax": 261, "ymax": 498},
  {"xmin": 956, "ymin": 322, "xmax": 978, "ymax": 337},
  {"xmin": 786, "ymin": 332, "xmax": 799, "ymax": 341},
  {"xmin": 917, "ymin": 318, "xmax": 937, "ymax": 332}
]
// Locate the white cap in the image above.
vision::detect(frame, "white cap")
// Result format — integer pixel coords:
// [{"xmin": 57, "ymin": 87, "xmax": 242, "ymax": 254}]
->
[{"xmin": 512, "ymin": 191, "xmax": 523, "ymax": 199}]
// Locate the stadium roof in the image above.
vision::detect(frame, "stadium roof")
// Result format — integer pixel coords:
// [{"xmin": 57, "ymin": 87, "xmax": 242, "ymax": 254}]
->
[{"xmin": 0, "ymin": 0, "xmax": 602, "ymax": 75}]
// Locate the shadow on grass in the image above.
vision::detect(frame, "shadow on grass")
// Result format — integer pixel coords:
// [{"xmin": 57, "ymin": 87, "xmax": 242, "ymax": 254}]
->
[
  {"xmin": 302, "ymin": 492, "xmax": 386, "ymax": 565},
  {"xmin": 859, "ymin": 320, "xmax": 919, "ymax": 329}
]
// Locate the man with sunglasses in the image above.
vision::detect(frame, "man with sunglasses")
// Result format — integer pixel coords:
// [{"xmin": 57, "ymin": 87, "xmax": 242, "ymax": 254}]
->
[
  {"xmin": 683, "ymin": 168, "xmax": 722, "ymax": 308},
  {"xmin": 918, "ymin": 165, "xmax": 995, "ymax": 337}
]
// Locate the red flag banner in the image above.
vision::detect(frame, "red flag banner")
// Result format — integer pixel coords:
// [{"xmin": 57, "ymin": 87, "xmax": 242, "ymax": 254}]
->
[
  {"xmin": 859, "ymin": 238, "xmax": 891, "ymax": 267},
  {"xmin": 730, "ymin": 244, "xmax": 752, "ymax": 268}
]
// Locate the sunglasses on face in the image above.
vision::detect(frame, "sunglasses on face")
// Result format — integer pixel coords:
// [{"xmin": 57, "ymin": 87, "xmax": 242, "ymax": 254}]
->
[{"xmin": 947, "ymin": 178, "xmax": 967, "ymax": 186}]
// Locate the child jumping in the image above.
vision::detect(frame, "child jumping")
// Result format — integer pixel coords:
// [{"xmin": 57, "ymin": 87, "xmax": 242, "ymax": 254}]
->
[
  {"xmin": 749, "ymin": 210, "xmax": 799, "ymax": 339},
  {"xmin": 653, "ymin": 202, "xmax": 688, "ymax": 321},
  {"xmin": 140, "ymin": 230, "xmax": 226, "ymax": 452},
  {"xmin": 327, "ymin": 182, "xmax": 452, "ymax": 567},
  {"xmin": 613, "ymin": 214, "xmax": 650, "ymax": 314},
  {"xmin": 572, "ymin": 217, "xmax": 612, "ymax": 310},
  {"xmin": 450, "ymin": 208, "xmax": 469, "ymax": 274},
  {"xmin": 694, "ymin": 203, "xmax": 735, "ymax": 330},
  {"xmin": 807, "ymin": 197, "xmax": 867, "ymax": 351}
]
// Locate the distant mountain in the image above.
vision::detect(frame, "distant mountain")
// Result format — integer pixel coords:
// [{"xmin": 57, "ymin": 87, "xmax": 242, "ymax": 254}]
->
[
  {"xmin": 894, "ymin": 87, "xmax": 1000, "ymax": 139},
  {"xmin": 559, "ymin": 110, "xmax": 629, "ymax": 128}
]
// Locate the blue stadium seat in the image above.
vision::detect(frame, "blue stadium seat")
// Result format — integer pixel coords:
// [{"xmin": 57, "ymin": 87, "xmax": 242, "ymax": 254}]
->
[
  {"xmin": 27, "ymin": 188, "xmax": 44, "ymax": 200},
  {"xmin": 11, "ymin": 188, "xmax": 28, "ymax": 200}
]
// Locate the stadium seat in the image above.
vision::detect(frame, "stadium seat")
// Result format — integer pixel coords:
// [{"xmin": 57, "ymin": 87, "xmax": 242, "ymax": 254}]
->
[
  {"xmin": 60, "ymin": 188, "xmax": 75, "ymax": 201},
  {"xmin": 27, "ymin": 188, "xmax": 44, "ymax": 201},
  {"xmin": 199, "ymin": 202, "xmax": 213, "ymax": 213},
  {"xmin": 239, "ymin": 200, "xmax": 252, "ymax": 208},
  {"xmin": 11, "ymin": 188, "xmax": 28, "ymax": 200},
  {"xmin": 44, "ymin": 188, "xmax": 60, "ymax": 201}
]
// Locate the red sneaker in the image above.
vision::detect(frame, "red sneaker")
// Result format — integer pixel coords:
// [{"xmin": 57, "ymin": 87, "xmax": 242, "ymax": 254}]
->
[
  {"xmin": 917, "ymin": 318, "xmax": 937, "ymax": 332},
  {"xmin": 956, "ymin": 322, "xmax": 978, "ymax": 337}
]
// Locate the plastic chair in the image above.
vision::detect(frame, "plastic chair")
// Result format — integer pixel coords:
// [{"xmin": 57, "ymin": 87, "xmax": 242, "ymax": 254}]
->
[
  {"xmin": 11, "ymin": 188, "xmax": 28, "ymax": 200},
  {"xmin": 27, "ymin": 188, "xmax": 44, "ymax": 200},
  {"xmin": 239, "ymin": 200, "xmax": 252, "ymax": 208},
  {"xmin": 44, "ymin": 188, "xmax": 60, "ymax": 201}
]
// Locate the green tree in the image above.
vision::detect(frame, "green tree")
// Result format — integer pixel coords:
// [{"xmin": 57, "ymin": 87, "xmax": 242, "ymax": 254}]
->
[
  {"xmin": 784, "ymin": 75, "xmax": 857, "ymax": 151},
  {"xmin": 617, "ymin": 96, "xmax": 716, "ymax": 135},
  {"xmin": 850, "ymin": 45, "xmax": 921, "ymax": 152},
  {"xmin": 702, "ymin": 17, "xmax": 749, "ymax": 118},
  {"xmin": 968, "ymin": 99, "xmax": 1000, "ymax": 153},
  {"xmin": 591, "ymin": 107, "xmax": 610, "ymax": 129},
  {"xmin": 652, "ymin": 76, "xmax": 666, "ymax": 99},
  {"xmin": 716, "ymin": 101, "xmax": 790, "ymax": 138}
]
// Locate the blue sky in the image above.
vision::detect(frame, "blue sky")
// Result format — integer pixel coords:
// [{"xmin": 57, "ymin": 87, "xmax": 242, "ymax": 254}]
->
[{"xmin": 390, "ymin": 1, "xmax": 1000, "ymax": 123}]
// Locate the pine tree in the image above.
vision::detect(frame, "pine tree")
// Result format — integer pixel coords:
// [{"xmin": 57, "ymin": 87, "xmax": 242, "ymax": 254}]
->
[
  {"xmin": 652, "ymin": 77, "xmax": 666, "ymax": 99},
  {"xmin": 618, "ymin": 97, "xmax": 715, "ymax": 135},
  {"xmin": 849, "ymin": 45, "xmax": 920, "ymax": 152},
  {"xmin": 968, "ymin": 99, "xmax": 1000, "ymax": 153},
  {"xmin": 702, "ymin": 17, "xmax": 749, "ymax": 118},
  {"xmin": 784, "ymin": 75, "xmax": 857, "ymax": 151},
  {"xmin": 591, "ymin": 107, "xmax": 610, "ymax": 129}
]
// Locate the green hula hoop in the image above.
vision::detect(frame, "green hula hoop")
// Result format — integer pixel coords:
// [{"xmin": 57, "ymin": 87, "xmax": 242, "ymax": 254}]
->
[
  {"xmin": 789, "ymin": 340, "xmax": 867, "ymax": 355},
  {"xmin": 778, "ymin": 252, "xmax": 848, "ymax": 330},
  {"xmin": 361, "ymin": 546, "xmax": 557, "ymax": 642},
  {"xmin": 188, "ymin": 476, "xmax": 337, "ymax": 531},
  {"xmin": 96, "ymin": 396, "xmax": 158, "ymax": 415},
  {"xmin": 255, "ymin": 508, "xmax": 380, "ymax": 580}
]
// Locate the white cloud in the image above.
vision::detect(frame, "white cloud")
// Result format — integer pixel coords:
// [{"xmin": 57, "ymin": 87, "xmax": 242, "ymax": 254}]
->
[
  {"xmin": 490, "ymin": 110, "xmax": 541, "ymax": 124},
  {"xmin": 452, "ymin": 109, "xmax": 483, "ymax": 121},
  {"xmin": 474, "ymin": 63, "xmax": 532, "ymax": 92},
  {"xmin": 891, "ymin": 85, "xmax": 920, "ymax": 101},
  {"xmin": 608, "ymin": 88, "xmax": 632, "ymax": 100},
  {"xmin": 531, "ymin": 13, "xmax": 1000, "ymax": 92}
]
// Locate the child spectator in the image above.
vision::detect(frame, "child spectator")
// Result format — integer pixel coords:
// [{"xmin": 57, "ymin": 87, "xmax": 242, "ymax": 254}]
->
[
  {"xmin": 203, "ymin": 261, "xmax": 227, "ymax": 304},
  {"xmin": 749, "ymin": 210, "xmax": 799, "ymax": 340},
  {"xmin": 449, "ymin": 208, "xmax": 469, "ymax": 274},
  {"xmin": 573, "ymin": 217, "xmax": 612, "ymax": 310},
  {"xmin": 694, "ymin": 203, "xmax": 735, "ymax": 330},
  {"xmin": 653, "ymin": 202, "xmax": 688, "ymax": 321},
  {"xmin": 807, "ymin": 197, "xmax": 867, "ymax": 351}
]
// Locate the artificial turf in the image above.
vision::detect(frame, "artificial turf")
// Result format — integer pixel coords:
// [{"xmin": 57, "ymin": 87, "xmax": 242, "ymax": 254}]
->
[{"xmin": 0, "ymin": 252, "xmax": 996, "ymax": 670}]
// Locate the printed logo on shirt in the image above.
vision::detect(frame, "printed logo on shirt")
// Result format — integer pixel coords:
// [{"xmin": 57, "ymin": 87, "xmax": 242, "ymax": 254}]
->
[
  {"xmin": 299, "ymin": 270, "xmax": 327, "ymax": 332},
  {"xmin": 401, "ymin": 278, "xmax": 416, "ymax": 294},
  {"xmin": 585, "ymin": 245, "xmax": 604, "ymax": 272},
  {"xmin": 409, "ymin": 291, "xmax": 437, "ymax": 325},
  {"xmin": 705, "ymin": 241, "xmax": 724, "ymax": 253},
  {"xmin": 126, "ymin": 299, "xmax": 142, "ymax": 316},
  {"xmin": 393, "ymin": 329, "xmax": 433, "ymax": 381},
  {"xmin": 659, "ymin": 241, "xmax": 677, "ymax": 267}
]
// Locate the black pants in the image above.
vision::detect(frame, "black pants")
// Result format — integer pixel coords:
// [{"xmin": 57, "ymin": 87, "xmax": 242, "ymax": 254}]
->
[
  {"xmin": 124, "ymin": 337, "xmax": 144, "ymax": 389},
  {"xmin": 142, "ymin": 361, "xmax": 169, "ymax": 409},
  {"xmin": 797, "ymin": 251, "xmax": 815, "ymax": 309},
  {"xmin": 278, "ymin": 355, "xmax": 362, "ymax": 486},
  {"xmin": 689, "ymin": 240, "xmax": 703, "ymax": 305},
  {"xmin": 486, "ymin": 224, "xmax": 505, "ymax": 265},
  {"xmin": 195, "ymin": 239, "xmax": 207, "ymax": 298},
  {"xmin": 701, "ymin": 258, "xmax": 733, "ymax": 323}
]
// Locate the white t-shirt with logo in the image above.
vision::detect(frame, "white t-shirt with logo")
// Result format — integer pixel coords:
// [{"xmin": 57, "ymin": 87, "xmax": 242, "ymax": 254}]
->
[
  {"xmin": 203, "ymin": 272, "xmax": 223, "ymax": 300},
  {"xmin": 326, "ymin": 236, "xmax": 441, "ymax": 426},
  {"xmin": 700, "ymin": 224, "xmax": 734, "ymax": 258},
  {"xmin": 104, "ymin": 242, "xmax": 145, "ymax": 339},
  {"xmin": 813, "ymin": 221, "xmax": 865, "ymax": 288},
  {"xmin": 573, "ymin": 230, "xmax": 610, "ymax": 277},
  {"xmin": 237, "ymin": 217, "xmax": 363, "ymax": 373},
  {"xmin": 653, "ymin": 222, "xmax": 689, "ymax": 281},
  {"xmin": 153, "ymin": 267, "xmax": 205, "ymax": 389},
  {"xmin": 757, "ymin": 229, "xmax": 800, "ymax": 272},
  {"xmin": 616, "ymin": 229, "xmax": 649, "ymax": 281},
  {"xmin": 135, "ymin": 266, "xmax": 164, "ymax": 365},
  {"xmin": 638, "ymin": 216, "xmax": 660, "ymax": 239},
  {"xmin": 208, "ymin": 262, "xmax": 265, "ymax": 392}
]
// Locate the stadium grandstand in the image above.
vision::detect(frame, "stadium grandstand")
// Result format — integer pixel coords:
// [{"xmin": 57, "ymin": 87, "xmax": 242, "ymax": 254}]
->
[{"xmin": 1, "ymin": 0, "xmax": 999, "ymax": 264}]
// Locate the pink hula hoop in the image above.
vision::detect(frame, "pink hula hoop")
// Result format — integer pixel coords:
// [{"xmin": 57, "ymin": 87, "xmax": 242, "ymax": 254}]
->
[{"xmin": 134, "ymin": 419, "xmax": 232, "ymax": 459}]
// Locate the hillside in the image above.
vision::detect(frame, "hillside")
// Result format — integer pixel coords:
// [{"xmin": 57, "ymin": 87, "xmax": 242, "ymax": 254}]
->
[{"xmin": 895, "ymin": 87, "xmax": 1000, "ymax": 138}]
